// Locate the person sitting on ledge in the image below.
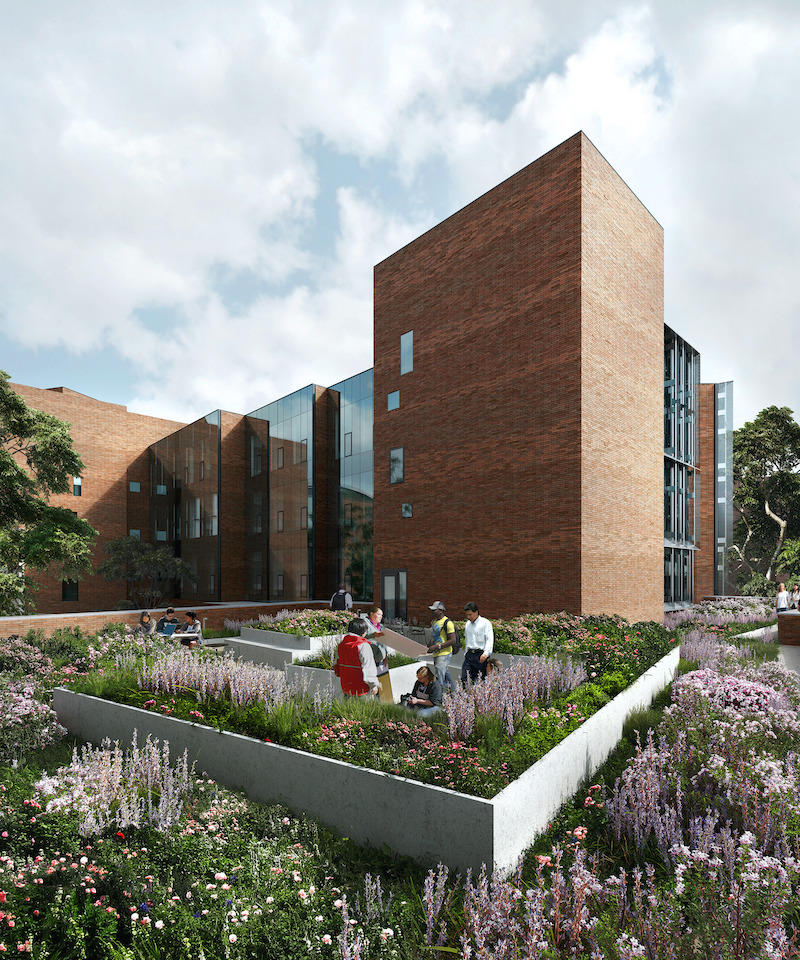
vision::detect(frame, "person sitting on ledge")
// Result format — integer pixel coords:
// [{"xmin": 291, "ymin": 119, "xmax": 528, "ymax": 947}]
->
[
  {"xmin": 174, "ymin": 611, "xmax": 202, "ymax": 648},
  {"xmin": 135, "ymin": 611, "xmax": 156, "ymax": 636},
  {"xmin": 156, "ymin": 607, "xmax": 179, "ymax": 634},
  {"xmin": 403, "ymin": 665, "xmax": 443, "ymax": 718}
]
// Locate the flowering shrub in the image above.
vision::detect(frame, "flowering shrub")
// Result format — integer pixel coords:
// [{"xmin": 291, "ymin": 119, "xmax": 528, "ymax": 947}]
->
[{"xmin": 0, "ymin": 680, "xmax": 66, "ymax": 762}]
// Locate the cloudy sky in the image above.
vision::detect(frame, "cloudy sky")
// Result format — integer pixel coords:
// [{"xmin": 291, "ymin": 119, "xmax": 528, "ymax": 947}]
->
[{"xmin": 2, "ymin": 0, "xmax": 799, "ymax": 429}]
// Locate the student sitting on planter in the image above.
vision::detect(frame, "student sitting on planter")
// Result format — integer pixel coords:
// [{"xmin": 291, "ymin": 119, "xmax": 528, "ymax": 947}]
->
[
  {"xmin": 402, "ymin": 665, "xmax": 443, "ymax": 718},
  {"xmin": 135, "ymin": 611, "xmax": 156, "ymax": 636},
  {"xmin": 333, "ymin": 619, "xmax": 380, "ymax": 697},
  {"xmin": 174, "ymin": 611, "xmax": 203, "ymax": 648}
]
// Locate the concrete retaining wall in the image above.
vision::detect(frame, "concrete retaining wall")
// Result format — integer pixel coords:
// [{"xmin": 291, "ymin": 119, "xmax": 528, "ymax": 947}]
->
[{"xmin": 53, "ymin": 646, "xmax": 679, "ymax": 874}]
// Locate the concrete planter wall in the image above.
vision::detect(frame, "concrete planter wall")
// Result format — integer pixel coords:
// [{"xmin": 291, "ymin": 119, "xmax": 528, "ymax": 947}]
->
[{"xmin": 53, "ymin": 646, "xmax": 678, "ymax": 875}]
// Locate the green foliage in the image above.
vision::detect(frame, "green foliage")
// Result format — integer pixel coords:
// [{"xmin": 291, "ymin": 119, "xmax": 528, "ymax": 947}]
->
[
  {"xmin": 732, "ymin": 405, "xmax": 800, "ymax": 582},
  {"xmin": 0, "ymin": 370, "xmax": 97, "ymax": 614},
  {"xmin": 97, "ymin": 535, "xmax": 198, "ymax": 609}
]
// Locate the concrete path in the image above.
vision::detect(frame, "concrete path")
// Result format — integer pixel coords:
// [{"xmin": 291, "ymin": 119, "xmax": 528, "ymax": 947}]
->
[{"xmin": 779, "ymin": 643, "xmax": 800, "ymax": 675}]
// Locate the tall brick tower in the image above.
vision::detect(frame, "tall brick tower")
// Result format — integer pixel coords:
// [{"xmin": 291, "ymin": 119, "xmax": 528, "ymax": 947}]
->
[{"xmin": 373, "ymin": 132, "xmax": 664, "ymax": 623}]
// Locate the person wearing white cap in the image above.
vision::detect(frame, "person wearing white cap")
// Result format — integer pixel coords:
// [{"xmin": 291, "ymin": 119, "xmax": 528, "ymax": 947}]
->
[{"xmin": 427, "ymin": 600, "xmax": 456, "ymax": 691}]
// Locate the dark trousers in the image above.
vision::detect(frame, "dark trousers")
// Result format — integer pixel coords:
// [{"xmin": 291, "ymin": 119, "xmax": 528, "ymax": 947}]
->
[{"xmin": 462, "ymin": 648, "xmax": 487, "ymax": 685}]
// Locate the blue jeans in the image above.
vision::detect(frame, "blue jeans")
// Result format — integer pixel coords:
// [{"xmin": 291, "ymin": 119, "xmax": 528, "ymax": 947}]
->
[
  {"xmin": 416, "ymin": 706, "xmax": 442, "ymax": 718},
  {"xmin": 433, "ymin": 654, "xmax": 453, "ymax": 691}
]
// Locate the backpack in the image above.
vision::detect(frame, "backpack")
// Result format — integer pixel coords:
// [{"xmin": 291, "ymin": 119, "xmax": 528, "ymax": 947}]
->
[
  {"xmin": 448, "ymin": 621, "xmax": 462, "ymax": 656},
  {"xmin": 331, "ymin": 590, "xmax": 347, "ymax": 611}
]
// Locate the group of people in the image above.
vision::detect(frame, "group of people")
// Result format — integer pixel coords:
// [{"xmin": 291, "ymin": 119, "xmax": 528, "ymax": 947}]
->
[
  {"xmin": 134, "ymin": 607, "xmax": 203, "ymax": 647},
  {"xmin": 333, "ymin": 599, "xmax": 498, "ymax": 718},
  {"xmin": 776, "ymin": 584, "xmax": 800, "ymax": 613}
]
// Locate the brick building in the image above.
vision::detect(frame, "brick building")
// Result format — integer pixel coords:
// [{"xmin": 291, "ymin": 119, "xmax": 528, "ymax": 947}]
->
[{"xmin": 5, "ymin": 132, "xmax": 732, "ymax": 622}]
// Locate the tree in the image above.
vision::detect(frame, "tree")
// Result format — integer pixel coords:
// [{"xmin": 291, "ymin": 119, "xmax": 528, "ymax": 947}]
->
[
  {"xmin": 0, "ymin": 370, "xmax": 97, "ymax": 614},
  {"xmin": 731, "ymin": 405, "xmax": 800, "ymax": 590},
  {"xmin": 97, "ymin": 536, "xmax": 198, "ymax": 609}
]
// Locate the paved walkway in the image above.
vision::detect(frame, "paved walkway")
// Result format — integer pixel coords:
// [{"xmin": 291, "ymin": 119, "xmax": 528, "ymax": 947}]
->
[{"xmin": 779, "ymin": 644, "xmax": 800, "ymax": 675}]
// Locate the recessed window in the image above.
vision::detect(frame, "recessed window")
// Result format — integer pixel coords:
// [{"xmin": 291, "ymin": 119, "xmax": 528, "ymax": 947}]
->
[
  {"xmin": 200, "ymin": 461, "xmax": 205, "ymax": 480},
  {"xmin": 402, "ymin": 503, "xmax": 413, "ymax": 518},
  {"xmin": 276, "ymin": 574, "xmax": 284, "ymax": 593},
  {"xmin": 156, "ymin": 530, "xmax": 167, "ymax": 542},
  {"xmin": 388, "ymin": 391, "xmax": 400, "ymax": 411},
  {"xmin": 344, "ymin": 503, "xmax": 353, "ymax": 526},
  {"xmin": 156, "ymin": 483, "xmax": 167, "ymax": 495},
  {"xmin": 255, "ymin": 573, "xmax": 262, "ymax": 591},
  {"xmin": 400, "ymin": 331, "xmax": 413, "ymax": 375},
  {"xmin": 277, "ymin": 446, "xmax": 284, "ymax": 469},
  {"xmin": 73, "ymin": 476, "xmax": 82, "ymax": 497},
  {"xmin": 129, "ymin": 481, "xmax": 141, "ymax": 493},
  {"xmin": 184, "ymin": 466, "xmax": 189, "ymax": 485},
  {"xmin": 129, "ymin": 529, "xmax": 141, "ymax": 539},
  {"xmin": 209, "ymin": 574, "xmax": 215, "ymax": 592},
  {"xmin": 344, "ymin": 432, "xmax": 352, "ymax": 457},
  {"xmin": 277, "ymin": 510, "xmax": 284, "ymax": 532},
  {"xmin": 254, "ymin": 514, "xmax": 262, "ymax": 534},
  {"xmin": 62, "ymin": 580, "xmax": 78, "ymax": 602},
  {"xmin": 300, "ymin": 506, "xmax": 308, "ymax": 530},
  {"xmin": 300, "ymin": 439, "xmax": 308, "ymax": 463},
  {"xmin": 390, "ymin": 447, "xmax": 404, "ymax": 484},
  {"xmin": 300, "ymin": 574, "xmax": 308, "ymax": 597}
]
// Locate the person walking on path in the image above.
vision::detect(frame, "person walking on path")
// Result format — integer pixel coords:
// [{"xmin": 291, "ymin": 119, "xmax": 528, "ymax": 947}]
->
[
  {"xmin": 462, "ymin": 601, "xmax": 494, "ymax": 683},
  {"xmin": 333, "ymin": 618, "xmax": 379, "ymax": 697},
  {"xmin": 330, "ymin": 583, "xmax": 353, "ymax": 611},
  {"xmin": 427, "ymin": 601, "xmax": 456, "ymax": 691}
]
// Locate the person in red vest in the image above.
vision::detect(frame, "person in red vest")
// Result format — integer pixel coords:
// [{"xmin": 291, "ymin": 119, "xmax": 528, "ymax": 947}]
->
[{"xmin": 333, "ymin": 619, "xmax": 380, "ymax": 697}]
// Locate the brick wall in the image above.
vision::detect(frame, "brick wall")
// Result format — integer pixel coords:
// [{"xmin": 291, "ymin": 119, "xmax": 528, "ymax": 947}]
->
[
  {"xmin": 373, "ymin": 132, "xmax": 665, "ymax": 623},
  {"xmin": 9, "ymin": 383, "xmax": 185, "ymax": 613},
  {"xmin": 580, "ymin": 140, "xmax": 664, "ymax": 622},
  {"xmin": 778, "ymin": 613, "xmax": 800, "ymax": 645},
  {"xmin": 694, "ymin": 384, "xmax": 716, "ymax": 601}
]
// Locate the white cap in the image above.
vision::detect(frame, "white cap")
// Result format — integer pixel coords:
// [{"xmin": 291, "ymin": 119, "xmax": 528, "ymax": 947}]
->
[{"xmin": 428, "ymin": 601, "xmax": 445, "ymax": 611}]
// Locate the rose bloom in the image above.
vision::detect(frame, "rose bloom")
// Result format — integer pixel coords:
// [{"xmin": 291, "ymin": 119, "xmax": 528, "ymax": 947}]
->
[{"xmin": 322, "ymin": 935, "xmax": 332, "ymax": 945}]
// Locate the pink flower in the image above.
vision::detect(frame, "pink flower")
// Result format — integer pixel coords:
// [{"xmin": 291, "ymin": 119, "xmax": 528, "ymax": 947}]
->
[{"xmin": 322, "ymin": 935, "xmax": 332, "ymax": 945}]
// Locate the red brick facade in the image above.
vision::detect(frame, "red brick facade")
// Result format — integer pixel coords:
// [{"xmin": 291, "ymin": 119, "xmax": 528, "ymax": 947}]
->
[
  {"xmin": 373, "ymin": 132, "xmax": 665, "ymax": 624},
  {"xmin": 694, "ymin": 384, "xmax": 717, "ymax": 601},
  {"xmin": 9, "ymin": 383, "xmax": 185, "ymax": 613}
]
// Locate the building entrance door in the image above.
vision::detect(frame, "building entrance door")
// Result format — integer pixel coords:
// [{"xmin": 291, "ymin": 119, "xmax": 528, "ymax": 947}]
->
[{"xmin": 380, "ymin": 569, "xmax": 407, "ymax": 622}]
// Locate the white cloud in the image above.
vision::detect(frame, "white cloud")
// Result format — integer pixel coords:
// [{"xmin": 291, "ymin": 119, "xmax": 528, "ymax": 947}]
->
[{"xmin": 2, "ymin": 0, "xmax": 800, "ymax": 427}]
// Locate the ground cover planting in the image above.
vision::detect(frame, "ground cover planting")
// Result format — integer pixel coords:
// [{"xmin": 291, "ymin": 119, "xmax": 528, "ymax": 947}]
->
[{"xmin": 1, "ymin": 597, "xmax": 792, "ymax": 957}]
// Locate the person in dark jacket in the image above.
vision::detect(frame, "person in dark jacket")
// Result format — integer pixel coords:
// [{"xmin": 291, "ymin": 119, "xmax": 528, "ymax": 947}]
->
[{"xmin": 405, "ymin": 665, "xmax": 443, "ymax": 718}]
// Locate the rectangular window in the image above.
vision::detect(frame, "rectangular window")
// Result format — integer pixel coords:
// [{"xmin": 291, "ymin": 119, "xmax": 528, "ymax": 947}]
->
[
  {"xmin": 156, "ymin": 530, "xmax": 167, "ymax": 542},
  {"xmin": 344, "ymin": 432, "xmax": 352, "ymax": 457},
  {"xmin": 277, "ymin": 510, "xmax": 284, "ymax": 532},
  {"xmin": 62, "ymin": 580, "xmax": 78, "ymax": 602},
  {"xmin": 300, "ymin": 506, "xmax": 308, "ymax": 529},
  {"xmin": 387, "ymin": 390, "xmax": 400, "ymax": 411},
  {"xmin": 300, "ymin": 574, "xmax": 308, "ymax": 597},
  {"xmin": 73, "ymin": 476, "xmax": 82, "ymax": 496},
  {"xmin": 402, "ymin": 502, "xmax": 413, "ymax": 518},
  {"xmin": 129, "ymin": 481, "xmax": 141, "ymax": 493},
  {"xmin": 255, "ymin": 452, "xmax": 262, "ymax": 475},
  {"xmin": 300, "ymin": 439, "xmax": 307, "ymax": 462},
  {"xmin": 200, "ymin": 461, "xmax": 205, "ymax": 480},
  {"xmin": 255, "ymin": 573, "xmax": 263, "ymax": 592},
  {"xmin": 277, "ymin": 446, "xmax": 284, "ymax": 469},
  {"xmin": 209, "ymin": 574, "xmax": 215, "ymax": 592},
  {"xmin": 184, "ymin": 466, "xmax": 189, "ymax": 484},
  {"xmin": 390, "ymin": 447, "xmax": 404, "ymax": 484},
  {"xmin": 277, "ymin": 574, "xmax": 284, "ymax": 593},
  {"xmin": 344, "ymin": 503, "xmax": 353, "ymax": 526},
  {"xmin": 400, "ymin": 331, "xmax": 413, "ymax": 375},
  {"xmin": 129, "ymin": 529, "xmax": 141, "ymax": 539},
  {"xmin": 254, "ymin": 514, "xmax": 262, "ymax": 534},
  {"xmin": 157, "ymin": 483, "xmax": 167, "ymax": 495}
]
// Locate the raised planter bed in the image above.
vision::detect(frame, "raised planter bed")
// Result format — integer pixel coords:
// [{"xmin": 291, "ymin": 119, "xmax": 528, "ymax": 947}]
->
[
  {"xmin": 53, "ymin": 646, "xmax": 679, "ymax": 874},
  {"xmin": 285, "ymin": 661, "xmax": 421, "ymax": 702}
]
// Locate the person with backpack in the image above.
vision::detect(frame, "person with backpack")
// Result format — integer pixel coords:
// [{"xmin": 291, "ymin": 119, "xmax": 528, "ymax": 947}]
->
[
  {"xmin": 427, "ymin": 601, "xmax": 459, "ymax": 691},
  {"xmin": 330, "ymin": 583, "xmax": 353, "ymax": 611}
]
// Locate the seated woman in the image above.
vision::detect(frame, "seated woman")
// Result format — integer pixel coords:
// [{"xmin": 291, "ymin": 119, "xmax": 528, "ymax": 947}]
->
[
  {"xmin": 173, "ymin": 611, "xmax": 203, "ymax": 648},
  {"xmin": 404, "ymin": 665, "xmax": 443, "ymax": 718},
  {"xmin": 135, "ymin": 611, "xmax": 156, "ymax": 636}
]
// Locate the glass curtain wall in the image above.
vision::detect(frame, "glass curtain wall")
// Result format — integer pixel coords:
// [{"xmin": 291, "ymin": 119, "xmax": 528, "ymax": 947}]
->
[
  {"xmin": 664, "ymin": 327, "xmax": 699, "ymax": 607},
  {"xmin": 248, "ymin": 386, "xmax": 314, "ymax": 601},
  {"xmin": 149, "ymin": 412, "xmax": 221, "ymax": 602},
  {"xmin": 330, "ymin": 370, "xmax": 374, "ymax": 602},
  {"xmin": 715, "ymin": 382, "xmax": 734, "ymax": 595}
]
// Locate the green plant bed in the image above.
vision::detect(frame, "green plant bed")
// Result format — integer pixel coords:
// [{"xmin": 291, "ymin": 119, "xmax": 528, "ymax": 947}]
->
[{"xmin": 295, "ymin": 649, "xmax": 416, "ymax": 670}]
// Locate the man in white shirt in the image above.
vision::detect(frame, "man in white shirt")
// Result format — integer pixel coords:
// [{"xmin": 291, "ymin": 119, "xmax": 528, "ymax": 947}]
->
[{"xmin": 462, "ymin": 601, "xmax": 494, "ymax": 683}]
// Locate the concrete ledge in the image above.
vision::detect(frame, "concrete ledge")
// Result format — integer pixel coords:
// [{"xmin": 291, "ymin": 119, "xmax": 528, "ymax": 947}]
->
[{"xmin": 52, "ymin": 646, "xmax": 678, "ymax": 874}]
